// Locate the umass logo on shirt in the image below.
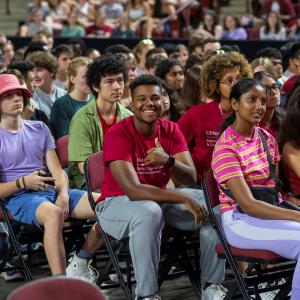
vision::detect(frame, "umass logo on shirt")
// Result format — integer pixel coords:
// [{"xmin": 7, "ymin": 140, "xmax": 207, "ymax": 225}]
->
[{"xmin": 206, "ymin": 130, "xmax": 219, "ymax": 147}]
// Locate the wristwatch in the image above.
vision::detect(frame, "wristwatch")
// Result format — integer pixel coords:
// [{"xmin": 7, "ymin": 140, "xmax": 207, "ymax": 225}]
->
[{"xmin": 165, "ymin": 155, "xmax": 175, "ymax": 169}]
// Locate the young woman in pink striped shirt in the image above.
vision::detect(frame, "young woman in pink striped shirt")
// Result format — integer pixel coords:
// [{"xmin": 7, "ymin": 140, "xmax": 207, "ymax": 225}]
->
[{"xmin": 212, "ymin": 78, "xmax": 300, "ymax": 300}]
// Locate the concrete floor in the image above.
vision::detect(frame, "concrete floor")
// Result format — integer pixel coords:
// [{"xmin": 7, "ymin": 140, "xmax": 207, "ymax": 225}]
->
[
  {"xmin": 0, "ymin": 273, "xmax": 199, "ymax": 300},
  {"xmin": 0, "ymin": 249, "xmax": 201, "ymax": 300},
  {"xmin": 0, "ymin": 251, "xmax": 290, "ymax": 300}
]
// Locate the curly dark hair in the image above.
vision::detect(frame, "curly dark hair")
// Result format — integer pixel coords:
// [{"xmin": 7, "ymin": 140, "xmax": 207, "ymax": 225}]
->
[
  {"xmin": 87, "ymin": 55, "xmax": 128, "ymax": 97},
  {"xmin": 155, "ymin": 59, "xmax": 181, "ymax": 79},
  {"xmin": 129, "ymin": 74, "xmax": 163, "ymax": 96}
]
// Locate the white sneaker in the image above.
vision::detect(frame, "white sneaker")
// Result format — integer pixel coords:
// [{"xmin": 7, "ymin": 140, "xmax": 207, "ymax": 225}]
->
[
  {"xmin": 0, "ymin": 261, "xmax": 23, "ymax": 281},
  {"xmin": 259, "ymin": 279, "xmax": 285, "ymax": 300},
  {"xmin": 109, "ymin": 272, "xmax": 136, "ymax": 283},
  {"xmin": 135, "ymin": 295, "xmax": 161, "ymax": 300},
  {"xmin": 202, "ymin": 284, "xmax": 227, "ymax": 300},
  {"xmin": 66, "ymin": 254, "xmax": 99, "ymax": 285},
  {"xmin": 260, "ymin": 292, "xmax": 276, "ymax": 300}
]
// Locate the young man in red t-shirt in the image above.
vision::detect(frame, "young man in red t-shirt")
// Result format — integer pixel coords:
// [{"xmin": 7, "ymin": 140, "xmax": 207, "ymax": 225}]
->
[{"xmin": 96, "ymin": 75, "xmax": 226, "ymax": 300}]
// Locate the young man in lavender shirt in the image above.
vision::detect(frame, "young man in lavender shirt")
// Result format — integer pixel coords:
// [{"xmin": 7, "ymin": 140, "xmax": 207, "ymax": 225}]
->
[{"xmin": 0, "ymin": 74, "xmax": 100, "ymax": 280}]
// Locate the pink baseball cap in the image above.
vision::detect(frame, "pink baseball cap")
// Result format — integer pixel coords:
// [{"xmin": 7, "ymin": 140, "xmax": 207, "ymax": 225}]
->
[{"xmin": 0, "ymin": 74, "xmax": 32, "ymax": 99}]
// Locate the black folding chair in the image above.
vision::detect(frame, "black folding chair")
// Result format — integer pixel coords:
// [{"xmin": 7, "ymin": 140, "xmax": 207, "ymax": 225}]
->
[
  {"xmin": 84, "ymin": 151, "xmax": 202, "ymax": 299},
  {"xmin": 202, "ymin": 168, "xmax": 295, "ymax": 300},
  {"xmin": 84, "ymin": 151, "xmax": 133, "ymax": 299},
  {"xmin": 0, "ymin": 201, "xmax": 36, "ymax": 281},
  {"xmin": 56, "ymin": 134, "xmax": 93, "ymax": 255},
  {"xmin": 157, "ymin": 226, "xmax": 201, "ymax": 298}
]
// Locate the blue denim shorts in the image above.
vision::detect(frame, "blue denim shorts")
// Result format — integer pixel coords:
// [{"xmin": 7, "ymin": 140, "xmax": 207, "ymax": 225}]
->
[{"xmin": 4, "ymin": 188, "xmax": 85, "ymax": 228}]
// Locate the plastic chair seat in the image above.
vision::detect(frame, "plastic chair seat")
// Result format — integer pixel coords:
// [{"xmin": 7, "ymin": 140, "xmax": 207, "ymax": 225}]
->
[{"xmin": 215, "ymin": 243, "xmax": 284, "ymax": 262}]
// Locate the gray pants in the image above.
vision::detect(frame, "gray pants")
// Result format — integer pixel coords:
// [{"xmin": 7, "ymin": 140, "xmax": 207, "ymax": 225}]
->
[{"xmin": 95, "ymin": 188, "xmax": 225, "ymax": 298}]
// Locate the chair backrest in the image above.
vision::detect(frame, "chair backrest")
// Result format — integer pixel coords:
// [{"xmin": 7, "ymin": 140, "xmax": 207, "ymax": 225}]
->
[
  {"xmin": 202, "ymin": 168, "xmax": 220, "ymax": 209},
  {"xmin": 56, "ymin": 135, "xmax": 69, "ymax": 169},
  {"xmin": 84, "ymin": 151, "xmax": 105, "ymax": 210},
  {"xmin": 202, "ymin": 168, "xmax": 224, "ymax": 232},
  {"xmin": 0, "ymin": 200, "xmax": 14, "ymax": 221},
  {"xmin": 7, "ymin": 277, "xmax": 106, "ymax": 300}
]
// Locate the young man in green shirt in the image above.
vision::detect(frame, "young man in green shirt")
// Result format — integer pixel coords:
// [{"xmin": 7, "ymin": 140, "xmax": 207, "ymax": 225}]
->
[
  {"xmin": 68, "ymin": 55, "xmax": 133, "ymax": 189},
  {"xmin": 67, "ymin": 55, "xmax": 132, "ymax": 281}
]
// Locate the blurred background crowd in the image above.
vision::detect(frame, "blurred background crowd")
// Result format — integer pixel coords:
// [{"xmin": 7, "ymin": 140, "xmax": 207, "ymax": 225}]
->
[{"xmin": 3, "ymin": 0, "xmax": 300, "ymax": 40}]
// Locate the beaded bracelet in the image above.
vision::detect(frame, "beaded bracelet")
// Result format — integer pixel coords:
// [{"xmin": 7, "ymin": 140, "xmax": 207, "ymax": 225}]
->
[
  {"xmin": 16, "ymin": 178, "xmax": 21, "ymax": 189},
  {"xmin": 21, "ymin": 177, "xmax": 27, "ymax": 189}
]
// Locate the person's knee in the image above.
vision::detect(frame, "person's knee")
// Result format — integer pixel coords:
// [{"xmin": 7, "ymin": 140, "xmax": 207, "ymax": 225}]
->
[
  {"xmin": 200, "ymin": 225, "xmax": 218, "ymax": 246},
  {"xmin": 135, "ymin": 201, "xmax": 164, "ymax": 227},
  {"xmin": 179, "ymin": 188, "xmax": 206, "ymax": 205},
  {"xmin": 42, "ymin": 206, "xmax": 64, "ymax": 229}
]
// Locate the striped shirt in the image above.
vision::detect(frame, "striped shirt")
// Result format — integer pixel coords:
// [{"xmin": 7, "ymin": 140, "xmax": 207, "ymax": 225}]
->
[{"xmin": 211, "ymin": 126, "xmax": 280, "ymax": 213}]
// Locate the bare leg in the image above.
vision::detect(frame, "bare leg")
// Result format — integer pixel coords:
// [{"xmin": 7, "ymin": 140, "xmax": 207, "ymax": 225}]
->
[
  {"xmin": 81, "ymin": 224, "xmax": 104, "ymax": 255},
  {"xmin": 237, "ymin": 261, "xmax": 248, "ymax": 272},
  {"xmin": 70, "ymin": 192, "xmax": 104, "ymax": 255},
  {"xmin": 70, "ymin": 192, "xmax": 98, "ymax": 219},
  {"xmin": 36, "ymin": 202, "xmax": 66, "ymax": 275}
]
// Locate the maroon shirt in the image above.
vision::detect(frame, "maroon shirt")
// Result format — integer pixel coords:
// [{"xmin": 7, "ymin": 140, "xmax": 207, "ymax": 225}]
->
[
  {"xmin": 178, "ymin": 101, "xmax": 227, "ymax": 182},
  {"xmin": 99, "ymin": 116, "xmax": 188, "ymax": 202}
]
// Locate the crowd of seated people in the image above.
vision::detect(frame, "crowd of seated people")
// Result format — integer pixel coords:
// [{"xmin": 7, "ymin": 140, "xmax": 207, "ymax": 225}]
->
[
  {"xmin": 9, "ymin": 0, "xmax": 300, "ymax": 41},
  {"xmin": 2, "ymin": 14, "xmax": 300, "ymax": 298},
  {"xmin": 16, "ymin": 0, "xmax": 200, "ymax": 39}
]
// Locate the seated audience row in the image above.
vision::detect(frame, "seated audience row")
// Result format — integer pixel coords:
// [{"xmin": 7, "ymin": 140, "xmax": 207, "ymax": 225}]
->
[{"xmin": 1, "ymin": 35, "xmax": 300, "ymax": 300}]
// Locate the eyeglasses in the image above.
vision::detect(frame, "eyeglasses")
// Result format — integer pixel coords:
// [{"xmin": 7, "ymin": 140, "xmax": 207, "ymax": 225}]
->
[
  {"xmin": 219, "ymin": 76, "xmax": 245, "ymax": 87},
  {"xmin": 262, "ymin": 83, "xmax": 280, "ymax": 94}
]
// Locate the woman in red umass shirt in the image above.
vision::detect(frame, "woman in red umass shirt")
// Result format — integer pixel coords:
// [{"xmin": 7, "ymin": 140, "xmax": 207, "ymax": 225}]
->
[{"xmin": 178, "ymin": 51, "xmax": 252, "ymax": 183}]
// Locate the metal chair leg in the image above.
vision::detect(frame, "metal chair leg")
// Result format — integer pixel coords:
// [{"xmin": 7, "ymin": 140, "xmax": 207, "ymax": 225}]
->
[
  {"xmin": 0, "ymin": 202, "xmax": 32, "ymax": 281},
  {"xmin": 102, "ymin": 231, "xmax": 132, "ymax": 300}
]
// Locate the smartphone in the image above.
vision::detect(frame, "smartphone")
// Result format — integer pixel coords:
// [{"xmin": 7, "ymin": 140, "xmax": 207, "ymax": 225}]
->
[{"xmin": 39, "ymin": 171, "xmax": 55, "ymax": 186}]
